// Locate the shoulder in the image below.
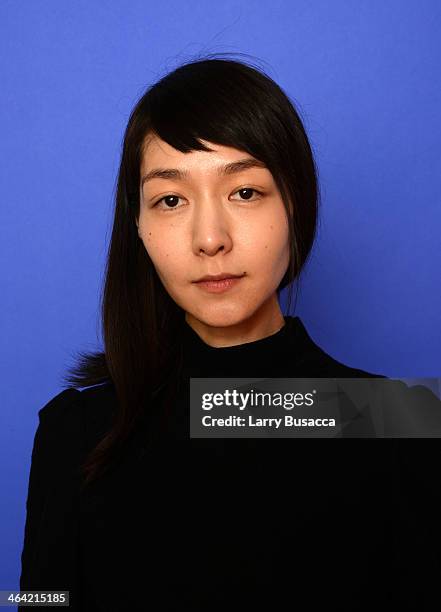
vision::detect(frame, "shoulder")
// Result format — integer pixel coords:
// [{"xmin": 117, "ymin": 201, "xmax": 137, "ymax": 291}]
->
[
  {"xmin": 37, "ymin": 387, "xmax": 81, "ymax": 428},
  {"xmin": 39, "ymin": 383, "xmax": 117, "ymax": 426},
  {"xmin": 36, "ymin": 383, "xmax": 118, "ymax": 456},
  {"xmin": 291, "ymin": 319, "xmax": 441, "ymax": 407},
  {"xmin": 307, "ymin": 345, "xmax": 386, "ymax": 378},
  {"xmin": 34, "ymin": 389, "xmax": 83, "ymax": 468},
  {"xmin": 290, "ymin": 317, "xmax": 386, "ymax": 378}
]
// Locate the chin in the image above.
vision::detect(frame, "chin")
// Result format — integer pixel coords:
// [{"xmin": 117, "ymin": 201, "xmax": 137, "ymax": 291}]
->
[{"xmin": 185, "ymin": 303, "xmax": 258, "ymax": 329}]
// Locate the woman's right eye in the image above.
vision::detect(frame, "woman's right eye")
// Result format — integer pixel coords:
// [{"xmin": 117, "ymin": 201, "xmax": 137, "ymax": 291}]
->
[{"xmin": 153, "ymin": 195, "xmax": 184, "ymax": 211}]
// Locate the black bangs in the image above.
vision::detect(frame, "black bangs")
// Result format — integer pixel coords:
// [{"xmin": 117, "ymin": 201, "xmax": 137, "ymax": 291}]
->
[{"xmin": 147, "ymin": 58, "xmax": 285, "ymax": 164}]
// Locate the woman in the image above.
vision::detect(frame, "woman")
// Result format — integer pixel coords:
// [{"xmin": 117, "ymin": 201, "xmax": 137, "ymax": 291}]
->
[{"xmin": 19, "ymin": 55, "xmax": 440, "ymax": 610}]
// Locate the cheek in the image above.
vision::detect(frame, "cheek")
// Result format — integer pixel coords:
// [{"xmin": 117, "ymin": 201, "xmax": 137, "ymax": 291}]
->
[
  {"xmin": 253, "ymin": 221, "xmax": 289, "ymax": 266},
  {"xmin": 140, "ymin": 230, "xmax": 183, "ymax": 276},
  {"xmin": 140, "ymin": 230, "xmax": 157, "ymax": 259}
]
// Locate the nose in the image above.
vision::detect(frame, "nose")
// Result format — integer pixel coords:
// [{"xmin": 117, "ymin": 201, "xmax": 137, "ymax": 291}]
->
[{"xmin": 191, "ymin": 198, "xmax": 233, "ymax": 256}]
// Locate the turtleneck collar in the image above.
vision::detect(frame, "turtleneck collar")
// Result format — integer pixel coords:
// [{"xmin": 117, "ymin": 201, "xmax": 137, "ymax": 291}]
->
[{"xmin": 181, "ymin": 315, "xmax": 308, "ymax": 378}]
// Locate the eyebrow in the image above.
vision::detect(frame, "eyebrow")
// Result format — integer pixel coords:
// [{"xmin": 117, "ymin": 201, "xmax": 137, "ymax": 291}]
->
[{"xmin": 141, "ymin": 157, "xmax": 267, "ymax": 188}]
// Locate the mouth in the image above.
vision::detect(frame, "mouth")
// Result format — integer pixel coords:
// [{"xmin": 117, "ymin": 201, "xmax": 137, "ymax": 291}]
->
[
  {"xmin": 193, "ymin": 276, "xmax": 244, "ymax": 294},
  {"xmin": 193, "ymin": 273, "xmax": 245, "ymax": 282}
]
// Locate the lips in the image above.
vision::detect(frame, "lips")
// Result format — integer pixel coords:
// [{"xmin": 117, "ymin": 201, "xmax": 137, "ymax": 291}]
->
[
  {"xmin": 193, "ymin": 275, "xmax": 243, "ymax": 293},
  {"xmin": 194, "ymin": 273, "xmax": 244, "ymax": 282}
]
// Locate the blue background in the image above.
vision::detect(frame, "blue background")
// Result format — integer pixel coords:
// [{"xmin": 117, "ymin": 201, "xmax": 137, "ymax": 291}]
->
[{"xmin": 1, "ymin": 0, "xmax": 440, "ymax": 594}]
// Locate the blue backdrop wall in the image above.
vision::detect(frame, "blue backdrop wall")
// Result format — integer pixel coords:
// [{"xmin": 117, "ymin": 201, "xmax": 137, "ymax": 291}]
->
[{"xmin": 1, "ymin": 0, "xmax": 440, "ymax": 594}]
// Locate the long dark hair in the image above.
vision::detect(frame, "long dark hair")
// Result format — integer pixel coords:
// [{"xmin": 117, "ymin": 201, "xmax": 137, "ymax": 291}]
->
[{"xmin": 61, "ymin": 53, "xmax": 321, "ymax": 489}]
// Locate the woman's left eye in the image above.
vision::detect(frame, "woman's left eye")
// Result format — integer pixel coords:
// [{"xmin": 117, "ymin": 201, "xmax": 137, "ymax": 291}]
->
[{"xmin": 231, "ymin": 187, "xmax": 262, "ymax": 201}]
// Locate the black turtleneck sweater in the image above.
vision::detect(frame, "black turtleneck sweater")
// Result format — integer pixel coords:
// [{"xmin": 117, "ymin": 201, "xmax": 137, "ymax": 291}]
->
[{"xmin": 19, "ymin": 316, "xmax": 441, "ymax": 610}]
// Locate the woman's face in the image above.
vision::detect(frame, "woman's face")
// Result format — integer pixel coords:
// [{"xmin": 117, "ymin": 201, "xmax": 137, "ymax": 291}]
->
[{"xmin": 137, "ymin": 133, "xmax": 290, "ymax": 344}]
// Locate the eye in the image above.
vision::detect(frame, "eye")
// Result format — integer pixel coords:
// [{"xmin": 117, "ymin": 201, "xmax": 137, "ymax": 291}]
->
[
  {"xmin": 230, "ymin": 187, "xmax": 263, "ymax": 202},
  {"xmin": 152, "ymin": 187, "xmax": 263, "ymax": 212},
  {"xmin": 153, "ymin": 194, "xmax": 184, "ymax": 211}
]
